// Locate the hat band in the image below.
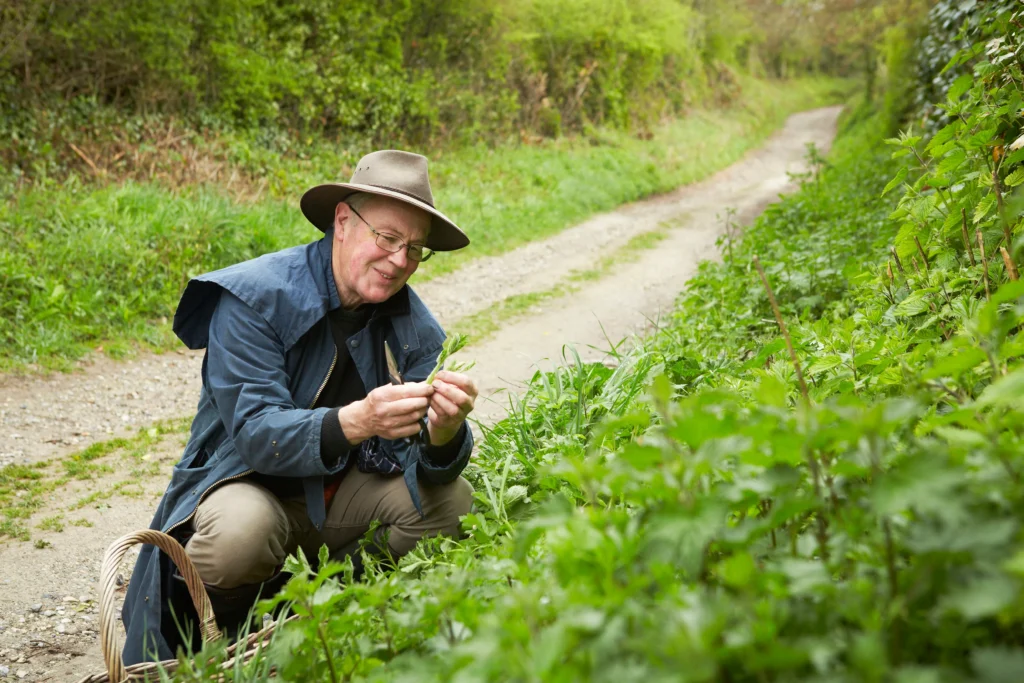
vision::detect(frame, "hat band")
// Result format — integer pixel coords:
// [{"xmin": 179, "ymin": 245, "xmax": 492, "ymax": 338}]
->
[{"xmin": 360, "ymin": 182, "xmax": 435, "ymax": 209}]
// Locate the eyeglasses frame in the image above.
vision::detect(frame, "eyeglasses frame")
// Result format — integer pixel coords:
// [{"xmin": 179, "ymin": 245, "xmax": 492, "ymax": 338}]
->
[{"xmin": 347, "ymin": 204, "xmax": 434, "ymax": 263}]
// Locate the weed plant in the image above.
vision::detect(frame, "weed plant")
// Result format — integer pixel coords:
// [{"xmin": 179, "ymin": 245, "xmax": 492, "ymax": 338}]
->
[{"xmin": 159, "ymin": 5, "xmax": 1024, "ymax": 682}]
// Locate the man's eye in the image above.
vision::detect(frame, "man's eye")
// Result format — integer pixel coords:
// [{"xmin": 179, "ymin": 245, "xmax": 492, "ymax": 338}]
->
[
  {"xmin": 408, "ymin": 245, "xmax": 424, "ymax": 257},
  {"xmin": 381, "ymin": 234, "xmax": 402, "ymax": 248}
]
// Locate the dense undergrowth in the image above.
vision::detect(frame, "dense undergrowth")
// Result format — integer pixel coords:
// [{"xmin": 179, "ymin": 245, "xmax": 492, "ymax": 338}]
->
[
  {"xmin": 161, "ymin": 5, "xmax": 1024, "ymax": 682},
  {"xmin": 0, "ymin": 0, "xmax": 885, "ymax": 154},
  {"xmin": 0, "ymin": 77, "xmax": 845, "ymax": 373}
]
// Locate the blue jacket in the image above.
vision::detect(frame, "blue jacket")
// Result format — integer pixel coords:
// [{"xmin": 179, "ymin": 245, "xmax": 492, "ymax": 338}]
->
[{"xmin": 121, "ymin": 234, "xmax": 472, "ymax": 665}]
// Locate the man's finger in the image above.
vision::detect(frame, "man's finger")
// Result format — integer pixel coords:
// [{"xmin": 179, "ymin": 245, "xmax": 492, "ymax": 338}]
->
[
  {"xmin": 434, "ymin": 371, "xmax": 477, "ymax": 397},
  {"xmin": 388, "ymin": 422, "xmax": 423, "ymax": 439},
  {"xmin": 382, "ymin": 396, "xmax": 430, "ymax": 416},
  {"xmin": 430, "ymin": 391, "xmax": 461, "ymax": 418},
  {"xmin": 433, "ymin": 380, "xmax": 474, "ymax": 411},
  {"xmin": 377, "ymin": 383, "xmax": 434, "ymax": 400}
]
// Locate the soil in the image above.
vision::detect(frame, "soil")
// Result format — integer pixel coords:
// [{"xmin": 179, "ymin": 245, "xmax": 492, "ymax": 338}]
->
[{"xmin": 0, "ymin": 105, "xmax": 841, "ymax": 681}]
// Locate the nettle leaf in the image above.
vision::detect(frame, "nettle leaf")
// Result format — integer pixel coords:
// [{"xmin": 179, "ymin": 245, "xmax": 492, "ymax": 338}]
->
[
  {"xmin": 947, "ymin": 73, "xmax": 974, "ymax": 102},
  {"xmin": 931, "ymin": 425, "xmax": 989, "ymax": 450},
  {"xmin": 742, "ymin": 338, "xmax": 787, "ymax": 370},
  {"xmin": 927, "ymin": 122, "xmax": 957, "ymax": 152},
  {"xmin": 968, "ymin": 126, "xmax": 999, "ymax": 149},
  {"xmin": 1004, "ymin": 166, "xmax": 1024, "ymax": 188},
  {"xmin": 883, "ymin": 166, "xmax": 909, "ymax": 196},
  {"xmin": 716, "ymin": 551, "xmax": 756, "ymax": 588},
  {"xmin": 974, "ymin": 193, "xmax": 996, "ymax": 224},
  {"xmin": 942, "ymin": 574, "xmax": 1019, "ymax": 621},
  {"xmin": 805, "ymin": 354, "xmax": 843, "ymax": 376},
  {"xmin": 937, "ymin": 148, "xmax": 967, "ymax": 176},
  {"xmin": 977, "ymin": 366, "xmax": 1024, "ymax": 409},
  {"xmin": 923, "ymin": 346, "xmax": 986, "ymax": 378},
  {"xmin": 872, "ymin": 454, "xmax": 962, "ymax": 517},
  {"xmin": 895, "ymin": 290, "xmax": 934, "ymax": 317}
]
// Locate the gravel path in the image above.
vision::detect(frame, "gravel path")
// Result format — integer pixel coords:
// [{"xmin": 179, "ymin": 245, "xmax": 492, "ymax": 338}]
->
[{"xmin": 0, "ymin": 106, "xmax": 841, "ymax": 681}]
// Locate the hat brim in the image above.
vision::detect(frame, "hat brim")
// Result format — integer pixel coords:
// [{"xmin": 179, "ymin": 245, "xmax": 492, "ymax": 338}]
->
[{"xmin": 300, "ymin": 183, "xmax": 470, "ymax": 252}]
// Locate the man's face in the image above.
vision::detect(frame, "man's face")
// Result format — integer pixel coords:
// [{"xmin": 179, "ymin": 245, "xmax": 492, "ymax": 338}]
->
[{"xmin": 332, "ymin": 196, "xmax": 431, "ymax": 308}]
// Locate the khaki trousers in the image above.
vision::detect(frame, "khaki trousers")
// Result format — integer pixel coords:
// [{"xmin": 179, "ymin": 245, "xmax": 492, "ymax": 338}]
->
[{"xmin": 184, "ymin": 470, "xmax": 473, "ymax": 589}]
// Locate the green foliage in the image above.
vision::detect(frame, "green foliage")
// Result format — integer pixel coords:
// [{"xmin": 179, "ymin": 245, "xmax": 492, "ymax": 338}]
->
[
  {"xmin": 163, "ymin": 7, "xmax": 1024, "ymax": 678},
  {"xmin": 0, "ymin": 77, "xmax": 844, "ymax": 371},
  {"xmin": 911, "ymin": 0, "xmax": 1020, "ymax": 134},
  {"xmin": 0, "ymin": 0, "xmax": 870, "ymax": 156}
]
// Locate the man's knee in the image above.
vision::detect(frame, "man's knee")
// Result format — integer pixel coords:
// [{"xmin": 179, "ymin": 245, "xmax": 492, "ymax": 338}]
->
[
  {"xmin": 427, "ymin": 476, "xmax": 474, "ymax": 530},
  {"xmin": 184, "ymin": 482, "xmax": 291, "ymax": 589},
  {"xmin": 387, "ymin": 476, "xmax": 474, "ymax": 554}
]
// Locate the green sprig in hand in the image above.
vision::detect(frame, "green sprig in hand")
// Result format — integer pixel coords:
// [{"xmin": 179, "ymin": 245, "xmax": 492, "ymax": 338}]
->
[{"xmin": 426, "ymin": 333, "xmax": 472, "ymax": 383}]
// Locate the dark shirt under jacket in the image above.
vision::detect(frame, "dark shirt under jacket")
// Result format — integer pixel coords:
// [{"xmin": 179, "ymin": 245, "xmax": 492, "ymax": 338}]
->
[{"xmin": 250, "ymin": 304, "xmax": 464, "ymax": 499}]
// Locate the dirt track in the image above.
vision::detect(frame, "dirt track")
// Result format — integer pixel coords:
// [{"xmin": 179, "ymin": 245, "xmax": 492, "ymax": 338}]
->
[{"xmin": 0, "ymin": 106, "xmax": 841, "ymax": 681}]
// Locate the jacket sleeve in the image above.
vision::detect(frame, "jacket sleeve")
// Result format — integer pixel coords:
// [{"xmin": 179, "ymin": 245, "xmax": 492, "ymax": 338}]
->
[
  {"xmin": 402, "ymin": 342, "xmax": 474, "ymax": 485},
  {"xmin": 206, "ymin": 290, "xmax": 345, "ymax": 478}
]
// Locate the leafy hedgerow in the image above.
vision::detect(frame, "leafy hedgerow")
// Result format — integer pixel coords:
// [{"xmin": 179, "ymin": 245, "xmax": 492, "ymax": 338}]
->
[{"xmin": 167, "ymin": 6, "xmax": 1024, "ymax": 683}]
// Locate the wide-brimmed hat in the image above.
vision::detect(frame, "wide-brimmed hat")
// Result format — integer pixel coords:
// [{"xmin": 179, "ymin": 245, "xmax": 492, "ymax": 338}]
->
[{"xmin": 300, "ymin": 150, "xmax": 469, "ymax": 251}]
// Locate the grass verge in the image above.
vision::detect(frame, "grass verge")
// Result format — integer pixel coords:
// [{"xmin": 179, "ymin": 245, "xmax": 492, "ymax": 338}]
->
[{"xmin": 1, "ymin": 77, "xmax": 851, "ymax": 373}]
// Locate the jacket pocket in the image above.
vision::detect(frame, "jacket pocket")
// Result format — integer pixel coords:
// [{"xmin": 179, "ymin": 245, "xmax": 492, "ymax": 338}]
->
[{"xmin": 175, "ymin": 446, "xmax": 210, "ymax": 471}]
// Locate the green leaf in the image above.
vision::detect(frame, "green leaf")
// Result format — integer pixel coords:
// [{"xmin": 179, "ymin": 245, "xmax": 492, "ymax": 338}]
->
[
  {"xmin": 972, "ymin": 647, "xmax": 1024, "ymax": 683},
  {"xmin": 805, "ymin": 355, "xmax": 843, "ymax": 376},
  {"xmin": 977, "ymin": 367, "xmax": 1024, "ymax": 408},
  {"xmin": 937, "ymin": 148, "xmax": 967, "ymax": 176},
  {"xmin": 974, "ymin": 194, "xmax": 996, "ymax": 224},
  {"xmin": 882, "ymin": 166, "xmax": 908, "ymax": 197},
  {"xmin": 941, "ymin": 575, "xmax": 1017, "ymax": 621},
  {"xmin": 895, "ymin": 290, "xmax": 933, "ymax": 317},
  {"xmin": 742, "ymin": 338, "xmax": 787, "ymax": 370},
  {"xmin": 426, "ymin": 332, "xmax": 470, "ymax": 383},
  {"xmin": 932, "ymin": 425, "xmax": 988, "ymax": 450},
  {"xmin": 923, "ymin": 347, "xmax": 986, "ymax": 378},
  {"xmin": 947, "ymin": 73, "xmax": 973, "ymax": 102},
  {"xmin": 717, "ymin": 552, "xmax": 756, "ymax": 588},
  {"xmin": 1004, "ymin": 167, "xmax": 1024, "ymax": 188},
  {"xmin": 990, "ymin": 280, "xmax": 1024, "ymax": 306},
  {"xmin": 755, "ymin": 374, "xmax": 788, "ymax": 408}
]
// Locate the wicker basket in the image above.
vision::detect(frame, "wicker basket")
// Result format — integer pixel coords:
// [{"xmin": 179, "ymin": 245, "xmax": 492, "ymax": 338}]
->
[{"xmin": 76, "ymin": 529, "xmax": 288, "ymax": 682}]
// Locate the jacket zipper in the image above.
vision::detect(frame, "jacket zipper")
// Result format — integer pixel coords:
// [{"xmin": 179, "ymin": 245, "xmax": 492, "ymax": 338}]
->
[
  {"xmin": 310, "ymin": 345, "xmax": 338, "ymax": 408},
  {"xmin": 167, "ymin": 345, "xmax": 339, "ymax": 537}
]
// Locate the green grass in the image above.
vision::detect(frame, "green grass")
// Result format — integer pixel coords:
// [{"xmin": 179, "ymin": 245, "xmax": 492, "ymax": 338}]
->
[
  {"xmin": 37, "ymin": 514, "xmax": 65, "ymax": 532},
  {"xmin": 1, "ymin": 76, "xmax": 850, "ymax": 372}
]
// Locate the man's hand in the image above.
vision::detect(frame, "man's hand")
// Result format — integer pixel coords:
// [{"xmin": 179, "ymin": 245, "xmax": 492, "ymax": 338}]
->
[
  {"xmin": 426, "ymin": 371, "xmax": 477, "ymax": 446},
  {"xmin": 338, "ymin": 383, "xmax": 433, "ymax": 444}
]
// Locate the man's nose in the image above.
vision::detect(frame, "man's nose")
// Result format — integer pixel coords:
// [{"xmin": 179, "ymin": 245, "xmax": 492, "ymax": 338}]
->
[{"xmin": 387, "ymin": 246, "xmax": 410, "ymax": 269}]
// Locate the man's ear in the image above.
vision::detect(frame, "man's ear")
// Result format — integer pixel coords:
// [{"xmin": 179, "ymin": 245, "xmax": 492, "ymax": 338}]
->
[{"xmin": 334, "ymin": 202, "xmax": 352, "ymax": 241}]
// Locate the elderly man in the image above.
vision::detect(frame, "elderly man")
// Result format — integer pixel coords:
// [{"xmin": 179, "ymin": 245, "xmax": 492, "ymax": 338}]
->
[{"xmin": 122, "ymin": 150, "xmax": 477, "ymax": 664}]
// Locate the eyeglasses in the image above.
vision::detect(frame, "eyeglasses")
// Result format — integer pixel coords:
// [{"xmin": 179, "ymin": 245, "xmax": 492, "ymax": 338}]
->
[{"xmin": 349, "ymin": 205, "xmax": 434, "ymax": 263}]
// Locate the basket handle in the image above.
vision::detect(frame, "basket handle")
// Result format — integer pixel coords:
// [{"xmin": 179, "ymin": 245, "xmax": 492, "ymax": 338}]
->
[{"xmin": 99, "ymin": 529, "xmax": 220, "ymax": 682}]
